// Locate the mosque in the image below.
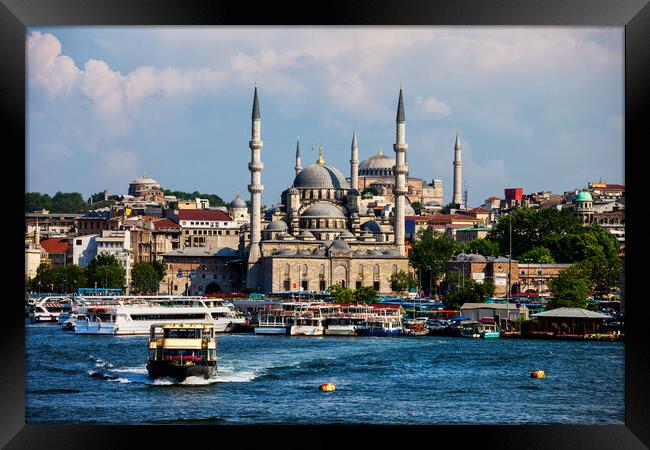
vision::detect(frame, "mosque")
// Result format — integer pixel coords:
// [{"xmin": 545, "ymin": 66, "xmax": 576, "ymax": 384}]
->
[{"xmin": 242, "ymin": 86, "xmax": 413, "ymax": 293}]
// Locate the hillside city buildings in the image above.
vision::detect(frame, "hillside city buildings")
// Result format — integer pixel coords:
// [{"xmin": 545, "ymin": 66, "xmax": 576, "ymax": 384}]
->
[{"xmin": 24, "ymin": 88, "xmax": 624, "ymax": 297}]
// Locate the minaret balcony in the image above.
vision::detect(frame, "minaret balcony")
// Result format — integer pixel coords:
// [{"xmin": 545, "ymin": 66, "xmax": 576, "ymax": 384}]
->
[
  {"xmin": 249, "ymin": 140, "xmax": 263, "ymax": 149},
  {"xmin": 248, "ymin": 161, "xmax": 264, "ymax": 172},
  {"xmin": 393, "ymin": 187, "xmax": 409, "ymax": 196},
  {"xmin": 393, "ymin": 165, "xmax": 408, "ymax": 175},
  {"xmin": 248, "ymin": 184, "xmax": 264, "ymax": 194},
  {"xmin": 393, "ymin": 143, "xmax": 408, "ymax": 153}
]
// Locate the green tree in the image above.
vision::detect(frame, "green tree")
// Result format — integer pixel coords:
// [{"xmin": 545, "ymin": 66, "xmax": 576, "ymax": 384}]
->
[
  {"xmin": 547, "ymin": 266, "xmax": 590, "ymax": 309},
  {"xmin": 410, "ymin": 201, "xmax": 423, "ymax": 213},
  {"xmin": 84, "ymin": 254, "xmax": 126, "ymax": 290},
  {"xmin": 409, "ymin": 228, "xmax": 455, "ymax": 298},
  {"xmin": 519, "ymin": 246, "xmax": 556, "ymax": 263},
  {"xmin": 461, "ymin": 238, "xmax": 501, "ymax": 257},
  {"xmin": 327, "ymin": 285, "xmax": 355, "ymax": 303},
  {"xmin": 361, "ymin": 187, "xmax": 379, "ymax": 198},
  {"xmin": 440, "ymin": 202, "xmax": 460, "ymax": 214},
  {"xmin": 62, "ymin": 264, "xmax": 88, "ymax": 293},
  {"xmin": 131, "ymin": 262, "xmax": 165, "ymax": 294},
  {"xmin": 162, "ymin": 189, "xmax": 226, "ymax": 206},
  {"xmin": 574, "ymin": 254, "xmax": 620, "ymax": 293},
  {"xmin": 50, "ymin": 192, "xmax": 87, "ymax": 213},
  {"xmin": 389, "ymin": 270, "xmax": 418, "ymax": 294},
  {"xmin": 443, "ymin": 278, "xmax": 496, "ymax": 309},
  {"xmin": 25, "ymin": 192, "xmax": 52, "ymax": 212},
  {"xmin": 354, "ymin": 286, "xmax": 378, "ymax": 304}
]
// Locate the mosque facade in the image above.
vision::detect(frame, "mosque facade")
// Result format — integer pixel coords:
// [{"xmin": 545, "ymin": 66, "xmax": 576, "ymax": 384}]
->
[{"xmin": 242, "ymin": 87, "xmax": 412, "ymax": 294}]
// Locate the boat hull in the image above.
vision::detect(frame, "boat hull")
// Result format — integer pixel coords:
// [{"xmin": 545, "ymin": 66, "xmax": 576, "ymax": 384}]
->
[
  {"xmin": 325, "ymin": 326, "xmax": 357, "ymax": 336},
  {"xmin": 290, "ymin": 325, "xmax": 324, "ymax": 336},
  {"xmin": 357, "ymin": 328, "xmax": 401, "ymax": 336},
  {"xmin": 146, "ymin": 360, "xmax": 216, "ymax": 382},
  {"xmin": 254, "ymin": 326, "xmax": 289, "ymax": 335}
]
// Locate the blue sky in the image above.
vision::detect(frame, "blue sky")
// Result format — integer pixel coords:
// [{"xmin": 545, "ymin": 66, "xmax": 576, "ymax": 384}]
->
[{"xmin": 26, "ymin": 27, "xmax": 624, "ymax": 207}]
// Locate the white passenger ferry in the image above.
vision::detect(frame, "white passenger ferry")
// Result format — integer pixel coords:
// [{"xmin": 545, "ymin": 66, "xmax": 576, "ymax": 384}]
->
[
  {"xmin": 74, "ymin": 296, "xmax": 245, "ymax": 335},
  {"xmin": 254, "ymin": 302, "xmax": 328, "ymax": 336},
  {"xmin": 325, "ymin": 305, "xmax": 375, "ymax": 336},
  {"xmin": 29, "ymin": 297, "xmax": 72, "ymax": 323}
]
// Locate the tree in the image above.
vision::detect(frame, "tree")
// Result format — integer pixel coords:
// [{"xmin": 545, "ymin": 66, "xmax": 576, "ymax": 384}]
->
[
  {"xmin": 519, "ymin": 246, "xmax": 556, "ymax": 263},
  {"xmin": 131, "ymin": 262, "xmax": 165, "ymax": 294},
  {"xmin": 51, "ymin": 191, "xmax": 87, "ymax": 213},
  {"xmin": 25, "ymin": 192, "xmax": 52, "ymax": 212},
  {"xmin": 162, "ymin": 189, "xmax": 226, "ymax": 206},
  {"xmin": 26, "ymin": 263, "xmax": 87, "ymax": 294},
  {"xmin": 327, "ymin": 285, "xmax": 355, "ymax": 303},
  {"xmin": 354, "ymin": 286, "xmax": 378, "ymax": 304},
  {"xmin": 410, "ymin": 201, "xmax": 423, "ymax": 213},
  {"xmin": 62, "ymin": 264, "xmax": 88, "ymax": 294},
  {"xmin": 547, "ymin": 266, "xmax": 590, "ymax": 309},
  {"xmin": 440, "ymin": 202, "xmax": 460, "ymax": 214},
  {"xmin": 389, "ymin": 270, "xmax": 417, "ymax": 294},
  {"xmin": 409, "ymin": 228, "xmax": 455, "ymax": 298},
  {"xmin": 85, "ymin": 254, "xmax": 126, "ymax": 290},
  {"xmin": 461, "ymin": 238, "xmax": 500, "ymax": 257},
  {"xmin": 442, "ymin": 278, "xmax": 496, "ymax": 309},
  {"xmin": 574, "ymin": 254, "xmax": 620, "ymax": 293}
]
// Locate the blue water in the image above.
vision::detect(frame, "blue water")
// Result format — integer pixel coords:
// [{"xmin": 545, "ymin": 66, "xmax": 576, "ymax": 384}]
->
[{"xmin": 25, "ymin": 321, "xmax": 624, "ymax": 424}]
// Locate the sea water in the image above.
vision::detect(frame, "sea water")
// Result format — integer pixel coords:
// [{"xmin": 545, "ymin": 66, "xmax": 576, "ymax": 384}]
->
[{"xmin": 25, "ymin": 321, "xmax": 624, "ymax": 424}]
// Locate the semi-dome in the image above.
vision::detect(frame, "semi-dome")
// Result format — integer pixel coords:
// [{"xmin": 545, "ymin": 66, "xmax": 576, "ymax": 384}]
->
[
  {"xmin": 230, "ymin": 194, "xmax": 247, "ymax": 209},
  {"xmin": 468, "ymin": 253, "xmax": 486, "ymax": 262},
  {"xmin": 328, "ymin": 238, "xmax": 351, "ymax": 253},
  {"xmin": 361, "ymin": 221, "xmax": 381, "ymax": 233},
  {"xmin": 293, "ymin": 163, "xmax": 350, "ymax": 189},
  {"xmin": 266, "ymin": 220, "xmax": 288, "ymax": 231},
  {"xmin": 575, "ymin": 191, "xmax": 593, "ymax": 202},
  {"xmin": 405, "ymin": 203, "xmax": 416, "ymax": 216},
  {"xmin": 301, "ymin": 202, "xmax": 346, "ymax": 218},
  {"xmin": 298, "ymin": 230, "xmax": 316, "ymax": 240},
  {"xmin": 358, "ymin": 149, "xmax": 397, "ymax": 176}
]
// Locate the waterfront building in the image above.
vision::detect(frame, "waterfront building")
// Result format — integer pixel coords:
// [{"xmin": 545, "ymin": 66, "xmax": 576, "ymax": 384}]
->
[
  {"xmin": 25, "ymin": 224, "xmax": 42, "ymax": 280},
  {"xmin": 177, "ymin": 209, "xmax": 240, "ymax": 250},
  {"xmin": 528, "ymin": 307, "xmax": 611, "ymax": 336},
  {"xmin": 460, "ymin": 302, "xmax": 529, "ymax": 323},
  {"xmin": 448, "ymin": 254, "xmax": 519, "ymax": 297},
  {"xmin": 77, "ymin": 208, "xmax": 120, "ymax": 236},
  {"xmin": 243, "ymin": 86, "xmax": 410, "ymax": 293},
  {"xmin": 25, "ymin": 211, "xmax": 82, "ymax": 235},
  {"xmin": 151, "ymin": 218, "xmax": 181, "ymax": 258},
  {"xmin": 405, "ymin": 213, "xmax": 484, "ymax": 242},
  {"xmin": 160, "ymin": 247, "xmax": 242, "ymax": 295},
  {"xmin": 516, "ymin": 263, "xmax": 572, "ymax": 295}
]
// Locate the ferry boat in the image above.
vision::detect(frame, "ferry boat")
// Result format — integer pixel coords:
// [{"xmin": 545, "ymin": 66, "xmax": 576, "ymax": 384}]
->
[
  {"xmin": 254, "ymin": 309, "xmax": 290, "ymax": 335},
  {"xmin": 325, "ymin": 305, "xmax": 374, "ymax": 336},
  {"xmin": 59, "ymin": 312, "xmax": 86, "ymax": 330},
  {"xmin": 147, "ymin": 323, "xmax": 217, "ymax": 382},
  {"xmin": 289, "ymin": 303, "xmax": 327, "ymax": 336},
  {"xmin": 74, "ymin": 296, "xmax": 245, "ymax": 335},
  {"xmin": 402, "ymin": 318, "xmax": 429, "ymax": 336},
  {"xmin": 460, "ymin": 322, "xmax": 501, "ymax": 339},
  {"xmin": 29, "ymin": 297, "xmax": 72, "ymax": 323},
  {"xmin": 357, "ymin": 307, "xmax": 402, "ymax": 336}
]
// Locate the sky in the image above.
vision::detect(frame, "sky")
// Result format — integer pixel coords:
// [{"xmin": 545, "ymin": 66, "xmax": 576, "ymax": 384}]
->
[{"xmin": 26, "ymin": 27, "xmax": 624, "ymax": 207}]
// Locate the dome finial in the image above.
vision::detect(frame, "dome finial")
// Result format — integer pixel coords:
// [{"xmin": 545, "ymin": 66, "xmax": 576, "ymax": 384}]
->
[
  {"xmin": 378, "ymin": 145, "xmax": 383, "ymax": 156},
  {"xmin": 317, "ymin": 144, "xmax": 325, "ymax": 164},
  {"xmin": 143, "ymin": 170, "xmax": 147, "ymax": 178}
]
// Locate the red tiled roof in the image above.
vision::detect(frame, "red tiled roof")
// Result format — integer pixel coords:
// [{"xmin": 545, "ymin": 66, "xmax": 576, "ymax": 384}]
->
[
  {"xmin": 40, "ymin": 238, "xmax": 68, "ymax": 254},
  {"xmin": 153, "ymin": 218, "xmax": 181, "ymax": 229},
  {"xmin": 466, "ymin": 207, "xmax": 490, "ymax": 214},
  {"xmin": 178, "ymin": 210, "xmax": 233, "ymax": 221},
  {"xmin": 405, "ymin": 214, "xmax": 479, "ymax": 223}
]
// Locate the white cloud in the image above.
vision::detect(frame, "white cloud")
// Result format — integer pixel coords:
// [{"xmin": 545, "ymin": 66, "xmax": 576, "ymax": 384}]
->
[
  {"xmin": 27, "ymin": 31, "xmax": 80, "ymax": 96},
  {"xmin": 415, "ymin": 96, "xmax": 451, "ymax": 117}
]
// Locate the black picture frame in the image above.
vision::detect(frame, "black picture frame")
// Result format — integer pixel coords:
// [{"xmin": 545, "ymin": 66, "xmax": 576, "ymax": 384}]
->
[{"xmin": 2, "ymin": 1, "xmax": 648, "ymax": 448}]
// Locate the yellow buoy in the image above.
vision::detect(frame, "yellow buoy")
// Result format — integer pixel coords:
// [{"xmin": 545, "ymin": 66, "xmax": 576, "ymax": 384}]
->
[
  {"xmin": 530, "ymin": 370, "xmax": 545, "ymax": 379},
  {"xmin": 319, "ymin": 383, "xmax": 336, "ymax": 391}
]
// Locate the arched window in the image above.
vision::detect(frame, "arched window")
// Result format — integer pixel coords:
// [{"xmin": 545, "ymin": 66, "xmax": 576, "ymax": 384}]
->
[
  {"xmin": 301, "ymin": 264, "xmax": 308, "ymax": 276},
  {"xmin": 358, "ymin": 264, "xmax": 364, "ymax": 276},
  {"xmin": 392, "ymin": 264, "xmax": 398, "ymax": 274},
  {"xmin": 373, "ymin": 264, "xmax": 380, "ymax": 279},
  {"xmin": 284, "ymin": 264, "xmax": 290, "ymax": 277}
]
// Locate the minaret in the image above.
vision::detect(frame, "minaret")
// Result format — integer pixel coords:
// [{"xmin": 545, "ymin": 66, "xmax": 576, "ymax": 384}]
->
[
  {"xmin": 294, "ymin": 138, "xmax": 302, "ymax": 176},
  {"xmin": 452, "ymin": 131, "xmax": 463, "ymax": 207},
  {"xmin": 393, "ymin": 86, "xmax": 408, "ymax": 256},
  {"xmin": 350, "ymin": 130, "xmax": 359, "ymax": 191},
  {"xmin": 34, "ymin": 219, "xmax": 40, "ymax": 247},
  {"xmin": 247, "ymin": 85, "xmax": 263, "ymax": 274}
]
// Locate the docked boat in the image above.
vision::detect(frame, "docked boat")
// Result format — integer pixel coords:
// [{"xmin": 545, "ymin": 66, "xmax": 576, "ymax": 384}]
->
[
  {"xmin": 74, "ymin": 296, "xmax": 245, "ymax": 335},
  {"xmin": 402, "ymin": 318, "xmax": 429, "ymax": 336},
  {"xmin": 29, "ymin": 297, "xmax": 71, "ymax": 323},
  {"xmin": 357, "ymin": 307, "xmax": 402, "ymax": 336},
  {"xmin": 289, "ymin": 304, "xmax": 327, "ymax": 336},
  {"xmin": 254, "ymin": 309, "xmax": 290, "ymax": 335},
  {"xmin": 325, "ymin": 305, "xmax": 374, "ymax": 336},
  {"xmin": 146, "ymin": 323, "xmax": 217, "ymax": 382},
  {"xmin": 460, "ymin": 322, "xmax": 501, "ymax": 339},
  {"xmin": 59, "ymin": 312, "xmax": 86, "ymax": 330}
]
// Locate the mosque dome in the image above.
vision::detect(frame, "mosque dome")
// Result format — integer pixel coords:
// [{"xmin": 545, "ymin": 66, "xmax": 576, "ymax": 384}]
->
[
  {"xmin": 301, "ymin": 203, "xmax": 346, "ymax": 219},
  {"xmin": 230, "ymin": 194, "xmax": 247, "ymax": 209},
  {"xmin": 359, "ymin": 149, "xmax": 397, "ymax": 176},
  {"xmin": 468, "ymin": 253, "xmax": 487, "ymax": 262},
  {"xmin": 293, "ymin": 163, "xmax": 350, "ymax": 190},
  {"xmin": 575, "ymin": 191, "xmax": 593, "ymax": 202},
  {"xmin": 405, "ymin": 203, "xmax": 416, "ymax": 216},
  {"xmin": 130, "ymin": 171, "xmax": 159, "ymax": 186},
  {"xmin": 266, "ymin": 220, "xmax": 288, "ymax": 231},
  {"xmin": 328, "ymin": 238, "xmax": 351, "ymax": 253}
]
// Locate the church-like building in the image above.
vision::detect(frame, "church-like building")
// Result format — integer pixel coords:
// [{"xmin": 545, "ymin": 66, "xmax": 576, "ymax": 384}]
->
[{"xmin": 242, "ymin": 87, "xmax": 412, "ymax": 293}]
